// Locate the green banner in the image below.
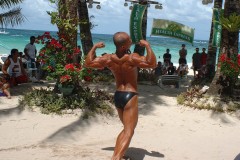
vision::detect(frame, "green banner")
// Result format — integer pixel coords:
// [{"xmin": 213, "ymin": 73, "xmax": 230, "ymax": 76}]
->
[
  {"xmin": 212, "ymin": 8, "xmax": 223, "ymax": 47},
  {"xmin": 130, "ymin": 4, "xmax": 147, "ymax": 43},
  {"xmin": 151, "ymin": 19, "xmax": 194, "ymax": 44}
]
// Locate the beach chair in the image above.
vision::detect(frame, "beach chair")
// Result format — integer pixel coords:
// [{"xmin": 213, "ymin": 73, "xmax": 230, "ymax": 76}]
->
[
  {"xmin": 25, "ymin": 61, "xmax": 38, "ymax": 78},
  {"xmin": 159, "ymin": 75, "xmax": 180, "ymax": 88}
]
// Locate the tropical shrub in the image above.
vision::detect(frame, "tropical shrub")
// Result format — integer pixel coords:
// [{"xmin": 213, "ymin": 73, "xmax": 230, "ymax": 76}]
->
[{"xmin": 36, "ymin": 32, "xmax": 93, "ymax": 85}]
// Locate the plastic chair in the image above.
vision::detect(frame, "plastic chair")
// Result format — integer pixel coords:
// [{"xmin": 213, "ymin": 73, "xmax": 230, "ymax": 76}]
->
[{"xmin": 25, "ymin": 61, "xmax": 38, "ymax": 78}]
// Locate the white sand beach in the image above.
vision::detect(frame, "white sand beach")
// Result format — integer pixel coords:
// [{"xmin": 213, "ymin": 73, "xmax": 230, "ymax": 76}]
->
[{"xmin": 1, "ymin": 73, "xmax": 240, "ymax": 160}]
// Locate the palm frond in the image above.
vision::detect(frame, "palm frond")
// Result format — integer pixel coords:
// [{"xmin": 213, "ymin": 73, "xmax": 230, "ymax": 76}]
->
[
  {"xmin": 220, "ymin": 12, "xmax": 240, "ymax": 32},
  {"xmin": 0, "ymin": 0, "xmax": 24, "ymax": 9},
  {"xmin": 0, "ymin": 7, "xmax": 25, "ymax": 27}
]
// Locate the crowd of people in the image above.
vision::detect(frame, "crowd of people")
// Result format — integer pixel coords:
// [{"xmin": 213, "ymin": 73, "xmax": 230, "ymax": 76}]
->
[
  {"xmin": 0, "ymin": 36, "xmax": 39, "ymax": 99},
  {"xmin": 152, "ymin": 44, "xmax": 209, "ymax": 83}
]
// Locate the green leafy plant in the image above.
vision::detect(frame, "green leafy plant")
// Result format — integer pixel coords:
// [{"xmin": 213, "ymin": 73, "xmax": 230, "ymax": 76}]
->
[
  {"xmin": 219, "ymin": 12, "xmax": 240, "ymax": 32},
  {"xmin": 219, "ymin": 53, "xmax": 240, "ymax": 79},
  {"xmin": 20, "ymin": 86, "xmax": 114, "ymax": 117},
  {"xmin": 36, "ymin": 32, "xmax": 94, "ymax": 86}
]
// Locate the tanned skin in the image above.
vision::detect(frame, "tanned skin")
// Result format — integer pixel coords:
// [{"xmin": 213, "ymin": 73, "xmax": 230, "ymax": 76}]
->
[{"xmin": 85, "ymin": 32, "xmax": 156, "ymax": 160}]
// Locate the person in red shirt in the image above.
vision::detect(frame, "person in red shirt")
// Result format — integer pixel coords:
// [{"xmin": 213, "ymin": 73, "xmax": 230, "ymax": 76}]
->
[{"xmin": 201, "ymin": 48, "xmax": 207, "ymax": 65}]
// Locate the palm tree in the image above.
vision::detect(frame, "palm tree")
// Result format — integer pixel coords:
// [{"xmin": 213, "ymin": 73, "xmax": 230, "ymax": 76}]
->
[
  {"xmin": 206, "ymin": 0, "xmax": 223, "ymax": 80},
  {"xmin": 207, "ymin": 0, "xmax": 240, "ymax": 95},
  {"xmin": 206, "ymin": 0, "xmax": 223, "ymax": 95},
  {"xmin": 0, "ymin": 0, "xmax": 25, "ymax": 28}
]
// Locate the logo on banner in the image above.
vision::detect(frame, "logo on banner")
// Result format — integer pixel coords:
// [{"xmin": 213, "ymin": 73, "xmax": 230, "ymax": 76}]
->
[{"xmin": 151, "ymin": 19, "xmax": 195, "ymax": 44}]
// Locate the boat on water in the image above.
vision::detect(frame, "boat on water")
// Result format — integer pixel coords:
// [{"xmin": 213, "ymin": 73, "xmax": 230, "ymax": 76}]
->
[{"xmin": 0, "ymin": 28, "xmax": 9, "ymax": 34}]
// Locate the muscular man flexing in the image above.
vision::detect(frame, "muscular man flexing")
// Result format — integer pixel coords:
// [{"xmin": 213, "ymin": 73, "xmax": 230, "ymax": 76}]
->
[{"xmin": 84, "ymin": 32, "xmax": 156, "ymax": 160}]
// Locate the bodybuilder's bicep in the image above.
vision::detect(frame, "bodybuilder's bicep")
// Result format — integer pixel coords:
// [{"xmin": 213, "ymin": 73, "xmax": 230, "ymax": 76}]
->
[{"xmin": 86, "ymin": 56, "xmax": 109, "ymax": 69}]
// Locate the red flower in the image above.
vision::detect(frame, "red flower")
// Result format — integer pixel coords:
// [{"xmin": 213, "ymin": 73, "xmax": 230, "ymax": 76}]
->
[
  {"xmin": 60, "ymin": 75, "xmax": 72, "ymax": 84},
  {"xmin": 219, "ymin": 54, "xmax": 226, "ymax": 62},
  {"xmin": 73, "ymin": 47, "xmax": 81, "ymax": 54},
  {"xmin": 65, "ymin": 64, "xmax": 75, "ymax": 71},
  {"xmin": 84, "ymin": 76, "xmax": 92, "ymax": 82}
]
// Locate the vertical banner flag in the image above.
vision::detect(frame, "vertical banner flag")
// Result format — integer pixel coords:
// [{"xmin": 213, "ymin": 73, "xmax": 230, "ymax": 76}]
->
[
  {"xmin": 212, "ymin": 8, "xmax": 223, "ymax": 47},
  {"xmin": 130, "ymin": 4, "xmax": 147, "ymax": 43},
  {"xmin": 151, "ymin": 19, "xmax": 195, "ymax": 44}
]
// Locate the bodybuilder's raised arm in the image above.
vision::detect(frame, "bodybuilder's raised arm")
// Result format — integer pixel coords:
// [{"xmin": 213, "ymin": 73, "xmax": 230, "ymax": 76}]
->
[
  {"xmin": 131, "ymin": 40, "xmax": 157, "ymax": 68},
  {"xmin": 84, "ymin": 42, "xmax": 108, "ymax": 69}
]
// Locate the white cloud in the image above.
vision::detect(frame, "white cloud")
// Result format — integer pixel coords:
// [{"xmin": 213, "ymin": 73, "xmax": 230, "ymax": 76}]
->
[{"xmin": 13, "ymin": 0, "xmax": 215, "ymax": 40}]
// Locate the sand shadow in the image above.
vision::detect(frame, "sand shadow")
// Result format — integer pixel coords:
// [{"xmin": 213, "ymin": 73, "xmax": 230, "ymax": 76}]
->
[
  {"xmin": 102, "ymin": 147, "xmax": 164, "ymax": 160},
  {"xmin": 210, "ymin": 111, "xmax": 233, "ymax": 123},
  {"xmin": 0, "ymin": 105, "xmax": 24, "ymax": 117},
  {"xmin": 43, "ymin": 113, "xmax": 100, "ymax": 143},
  {"xmin": 234, "ymin": 153, "xmax": 240, "ymax": 160}
]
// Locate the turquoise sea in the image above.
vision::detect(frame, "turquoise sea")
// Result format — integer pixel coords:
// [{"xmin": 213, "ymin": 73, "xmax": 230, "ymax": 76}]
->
[{"xmin": 0, "ymin": 29, "xmax": 210, "ymax": 66}]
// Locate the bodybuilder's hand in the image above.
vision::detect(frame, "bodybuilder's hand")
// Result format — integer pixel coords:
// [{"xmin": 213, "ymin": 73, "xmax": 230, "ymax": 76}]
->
[
  {"xmin": 94, "ymin": 42, "xmax": 105, "ymax": 48},
  {"xmin": 139, "ymin": 40, "xmax": 150, "ymax": 48}
]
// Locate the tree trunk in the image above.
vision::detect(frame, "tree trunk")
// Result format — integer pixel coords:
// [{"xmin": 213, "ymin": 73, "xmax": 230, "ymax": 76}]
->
[
  {"xmin": 68, "ymin": 0, "xmax": 78, "ymax": 63},
  {"xmin": 208, "ymin": 0, "xmax": 240, "ymax": 95},
  {"xmin": 206, "ymin": 0, "xmax": 223, "ymax": 95},
  {"xmin": 78, "ymin": 0, "xmax": 94, "ymax": 55},
  {"xmin": 206, "ymin": 0, "xmax": 223, "ymax": 80}
]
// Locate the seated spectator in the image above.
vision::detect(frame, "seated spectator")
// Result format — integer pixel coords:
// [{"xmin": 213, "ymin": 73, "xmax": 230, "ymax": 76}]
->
[
  {"xmin": 19, "ymin": 52, "xmax": 28, "ymax": 68},
  {"xmin": 166, "ymin": 62, "xmax": 176, "ymax": 75},
  {"xmin": 154, "ymin": 62, "xmax": 163, "ymax": 76},
  {"xmin": 151, "ymin": 61, "xmax": 163, "ymax": 84},
  {"xmin": 163, "ymin": 49, "xmax": 171, "ymax": 64},
  {"xmin": 162, "ymin": 61, "xmax": 169, "ymax": 75},
  {"xmin": 2, "ymin": 49, "xmax": 28, "ymax": 86},
  {"xmin": 0, "ymin": 74, "xmax": 11, "ymax": 99},
  {"xmin": 177, "ymin": 63, "xmax": 188, "ymax": 77}
]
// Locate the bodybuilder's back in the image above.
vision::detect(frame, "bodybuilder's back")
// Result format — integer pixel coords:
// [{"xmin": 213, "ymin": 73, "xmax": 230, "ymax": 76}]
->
[{"xmin": 108, "ymin": 54, "xmax": 138, "ymax": 92}]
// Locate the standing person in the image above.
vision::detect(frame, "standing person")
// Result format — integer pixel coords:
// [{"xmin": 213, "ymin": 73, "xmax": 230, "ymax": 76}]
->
[
  {"xmin": 24, "ymin": 36, "xmax": 38, "ymax": 81},
  {"xmin": 163, "ymin": 48, "xmax": 171, "ymax": 64},
  {"xmin": 84, "ymin": 32, "xmax": 156, "ymax": 160},
  {"xmin": 179, "ymin": 44, "xmax": 187, "ymax": 64},
  {"xmin": 201, "ymin": 48, "xmax": 207, "ymax": 65},
  {"xmin": 200, "ymin": 48, "xmax": 208, "ymax": 77},
  {"xmin": 192, "ymin": 48, "xmax": 202, "ymax": 78}
]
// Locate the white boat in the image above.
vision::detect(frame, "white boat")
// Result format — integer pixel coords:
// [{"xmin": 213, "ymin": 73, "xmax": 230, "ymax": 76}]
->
[{"xmin": 0, "ymin": 28, "xmax": 9, "ymax": 34}]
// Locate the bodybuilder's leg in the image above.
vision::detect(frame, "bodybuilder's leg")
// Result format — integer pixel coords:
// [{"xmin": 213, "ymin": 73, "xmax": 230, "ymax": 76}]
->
[{"xmin": 112, "ymin": 95, "xmax": 138, "ymax": 160}]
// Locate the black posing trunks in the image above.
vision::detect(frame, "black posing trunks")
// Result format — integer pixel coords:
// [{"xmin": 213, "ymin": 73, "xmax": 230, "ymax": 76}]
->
[{"xmin": 114, "ymin": 91, "xmax": 138, "ymax": 109}]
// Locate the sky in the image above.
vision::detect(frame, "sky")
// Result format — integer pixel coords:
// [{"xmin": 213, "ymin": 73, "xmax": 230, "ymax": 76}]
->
[{"xmin": 8, "ymin": 0, "xmax": 214, "ymax": 40}]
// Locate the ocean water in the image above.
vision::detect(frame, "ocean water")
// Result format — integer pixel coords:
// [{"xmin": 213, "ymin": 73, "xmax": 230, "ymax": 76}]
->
[{"xmin": 0, "ymin": 29, "xmax": 209, "ymax": 66}]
